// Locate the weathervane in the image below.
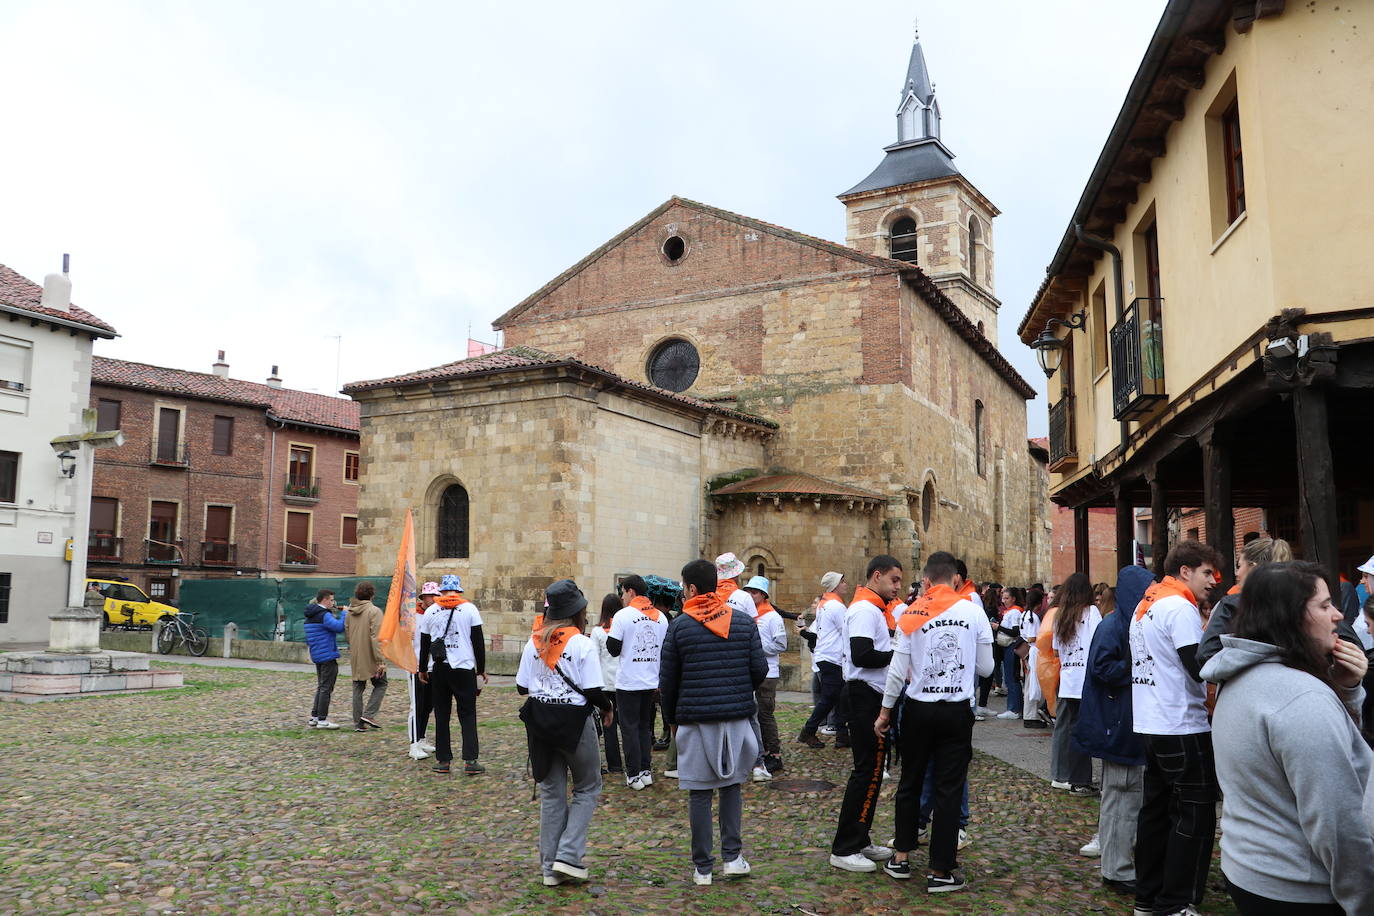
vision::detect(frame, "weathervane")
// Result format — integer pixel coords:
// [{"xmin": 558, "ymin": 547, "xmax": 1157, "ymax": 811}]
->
[{"xmin": 913, "ymin": 15, "xmax": 919, "ymax": 40}]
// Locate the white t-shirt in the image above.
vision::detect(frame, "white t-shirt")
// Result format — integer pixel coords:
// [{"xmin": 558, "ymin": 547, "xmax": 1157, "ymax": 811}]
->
[
  {"xmin": 422, "ymin": 601, "xmax": 483, "ymax": 671},
  {"xmin": 756, "ymin": 611, "xmax": 788, "ymax": 678},
  {"xmin": 608, "ymin": 605, "xmax": 669, "ymax": 691},
  {"xmin": 1054, "ymin": 605, "xmax": 1103, "ymax": 700},
  {"xmin": 1131, "ymin": 594, "xmax": 1210, "ymax": 735},
  {"xmin": 897, "ymin": 598, "xmax": 994, "ymax": 703},
  {"xmin": 515, "ymin": 632, "xmax": 603, "ymax": 706},
  {"xmin": 813, "ymin": 598, "xmax": 848, "ymax": 667},
  {"xmin": 843, "ymin": 599, "xmax": 891, "ymax": 693},
  {"xmin": 1021, "ymin": 609, "xmax": 1041, "ymax": 642},
  {"xmin": 589, "ymin": 625, "xmax": 619, "ymax": 689},
  {"xmin": 1001, "ymin": 607, "xmax": 1024, "ymax": 632},
  {"xmin": 724, "ymin": 586, "xmax": 756, "ymax": 619}
]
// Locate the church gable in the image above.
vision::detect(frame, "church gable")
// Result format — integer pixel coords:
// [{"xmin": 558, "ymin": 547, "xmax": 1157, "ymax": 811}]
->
[{"xmin": 494, "ymin": 197, "xmax": 901, "ymax": 329}]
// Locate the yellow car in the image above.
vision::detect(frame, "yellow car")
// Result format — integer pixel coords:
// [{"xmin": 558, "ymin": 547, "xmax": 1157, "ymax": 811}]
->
[{"xmin": 87, "ymin": 579, "xmax": 179, "ymax": 629}]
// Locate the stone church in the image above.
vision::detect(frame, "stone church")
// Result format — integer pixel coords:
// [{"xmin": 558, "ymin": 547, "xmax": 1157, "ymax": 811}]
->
[{"xmin": 347, "ymin": 35, "xmax": 1051, "ymax": 637}]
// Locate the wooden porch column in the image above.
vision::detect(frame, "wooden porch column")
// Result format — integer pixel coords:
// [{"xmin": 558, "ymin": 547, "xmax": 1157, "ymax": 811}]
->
[
  {"xmin": 1148, "ymin": 468, "xmax": 1168, "ymax": 579},
  {"xmin": 1115, "ymin": 484, "xmax": 1135, "ymax": 574},
  {"xmin": 1200, "ymin": 430, "xmax": 1235, "ymax": 589},
  {"xmin": 1074, "ymin": 506, "xmax": 1090, "ymax": 576},
  {"xmin": 1293, "ymin": 386, "xmax": 1341, "ymax": 598}
]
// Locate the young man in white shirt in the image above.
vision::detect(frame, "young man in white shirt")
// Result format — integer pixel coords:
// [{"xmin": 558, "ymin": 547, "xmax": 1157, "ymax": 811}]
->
[
  {"xmin": 798, "ymin": 572, "xmax": 850, "ymax": 748},
  {"xmin": 418, "ymin": 574, "xmax": 488, "ymax": 775},
  {"xmin": 829, "ymin": 555, "xmax": 903, "ymax": 873},
  {"xmin": 876, "ymin": 551, "xmax": 993, "ymax": 893},
  {"xmin": 1129, "ymin": 540, "xmax": 1222, "ymax": 916},
  {"xmin": 743, "ymin": 575, "xmax": 788, "ymax": 779},
  {"xmin": 607, "ymin": 574, "xmax": 669, "ymax": 789}
]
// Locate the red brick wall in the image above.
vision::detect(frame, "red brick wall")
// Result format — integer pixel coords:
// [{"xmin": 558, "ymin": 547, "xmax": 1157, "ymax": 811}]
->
[
  {"xmin": 1179, "ymin": 506, "xmax": 1268, "ymax": 557},
  {"xmin": 1051, "ymin": 506, "xmax": 1118, "ymax": 586},
  {"xmin": 266, "ymin": 424, "xmax": 359, "ymax": 576}
]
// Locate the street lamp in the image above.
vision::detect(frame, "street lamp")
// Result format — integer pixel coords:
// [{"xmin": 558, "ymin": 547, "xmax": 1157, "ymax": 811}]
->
[
  {"xmin": 1029, "ymin": 310, "xmax": 1087, "ymax": 379},
  {"xmin": 56, "ymin": 450, "xmax": 76, "ymax": 478}
]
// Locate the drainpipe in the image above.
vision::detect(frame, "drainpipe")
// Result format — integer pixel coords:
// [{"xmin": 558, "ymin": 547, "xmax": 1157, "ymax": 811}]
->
[{"xmin": 1073, "ymin": 224, "xmax": 1130, "ymax": 455}]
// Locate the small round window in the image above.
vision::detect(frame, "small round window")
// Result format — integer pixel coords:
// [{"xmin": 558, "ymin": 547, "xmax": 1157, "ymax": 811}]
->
[
  {"xmin": 662, "ymin": 235, "xmax": 687, "ymax": 263},
  {"xmin": 647, "ymin": 338, "xmax": 700, "ymax": 392}
]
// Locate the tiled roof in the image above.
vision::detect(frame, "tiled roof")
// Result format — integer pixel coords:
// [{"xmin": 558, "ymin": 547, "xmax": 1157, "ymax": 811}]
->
[
  {"xmin": 712, "ymin": 472, "xmax": 886, "ymax": 501},
  {"xmin": 92, "ymin": 356, "xmax": 359, "ymax": 433},
  {"xmin": 343, "ymin": 345, "xmax": 778, "ymax": 429},
  {"xmin": 0, "ymin": 263, "xmax": 117, "ymax": 335}
]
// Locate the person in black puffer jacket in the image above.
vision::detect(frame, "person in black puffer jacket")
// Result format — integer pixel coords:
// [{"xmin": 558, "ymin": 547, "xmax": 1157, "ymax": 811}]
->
[{"xmin": 659, "ymin": 558, "xmax": 766, "ymax": 886}]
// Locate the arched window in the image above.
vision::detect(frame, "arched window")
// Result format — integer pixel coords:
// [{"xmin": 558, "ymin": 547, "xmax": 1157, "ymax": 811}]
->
[
  {"xmin": 890, "ymin": 217, "xmax": 919, "ymax": 263},
  {"xmin": 437, "ymin": 484, "xmax": 469, "ymax": 558},
  {"xmin": 967, "ymin": 217, "xmax": 981, "ymax": 283},
  {"xmin": 974, "ymin": 400, "xmax": 986, "ymax": 477},
  {"xmin": 921, "ymin": 480, "xmax": 936, "ymax": 532}
]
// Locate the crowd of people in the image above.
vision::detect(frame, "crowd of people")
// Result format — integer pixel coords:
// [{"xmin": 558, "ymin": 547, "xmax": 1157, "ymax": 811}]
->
[{"xmin": 296, "ymin": 539, "xmax": 1374, "ymax": 914}]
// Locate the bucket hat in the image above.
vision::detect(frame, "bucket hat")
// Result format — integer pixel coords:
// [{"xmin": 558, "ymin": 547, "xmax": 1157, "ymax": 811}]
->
[
  {"xmin": 544, "ymin": 579, "xmax": 587, "ymax": 620},
  {"xmin": 744, "ymin": 575, "xmax": 771, "ymax": 596},
  {"xmin": 419, "ymin": 581, "xmax": 441, "ymax": 597},
  {"xmin": 715, "ymin": 552, "xmax": 746, "ymax": 580},
  {"xmin": 439, "ymin": 573, "xmax": 463, "ymax": 593}
]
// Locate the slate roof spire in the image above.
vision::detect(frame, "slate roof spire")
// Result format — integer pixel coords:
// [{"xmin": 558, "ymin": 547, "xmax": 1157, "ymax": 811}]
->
[{"xmin": 897, "ymin": 30, "xmax": 940, "ymax": 143}]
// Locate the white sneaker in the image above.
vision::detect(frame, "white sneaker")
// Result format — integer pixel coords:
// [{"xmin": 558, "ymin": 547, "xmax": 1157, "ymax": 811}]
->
[
  {"xmin": 1050, "ymin": 780, "xmax": 1072, "ymax": 790},
  {"xmin": 1079, "ymin": 834, "xmax": 1102, "ymax": 857},
  {"xmin": 542, "ymin": 872, "xmax": 566, "ymax": 886},
  {"xmin": 818, "ymin": 725, "xmax": 837, "ymax": 737},
  {"xmin": 829, "ymin": 853, "xmax": 877, "ymax": 872},
  {"xmin": 639, "ymin": 771, "xmax": 653, "ymax": 787},
  {"xmin": 975, "ymin": 706, "xmax": 993, "ymax": 718},
  {"xmin": 996, "ymin": 710, "xmax": 1020, "ymax": 719},
  {"xmin": 407, "ymin": 742, "xmax": 430, "ymax": 760},
  {"xmin": 307, "ymin": 717, "xmax": 318, "ymax": 728},
  {"xmin": 917, "ymin": 825, "xmax": 929, "ymax": 845},
  {"xmin": 551, "ymin": 861, "xmax": 588, "ymax": 881},
  {"xmin": 628, "ymin": 775, "xmax": 646, "ymax": 790},
  {"xmin": 664, "ymin": 769, "xmax": 679, "ymax": 778},
  {"xmin": 861, "ymin": 844, "xmax": 892, "ymax": 861},
  {"xmin": 693, "ymin": 869, "xmax": 712, "ymax": 886},
  {"xmin": 957, "ymin": 829, "xmax": 970, "ymax": 850},
  {"xmin": 418, "ymin": 740, "xmax": 436, "ymax": 753},
  {"xmin": 722, "ymin": 856, "xmax": 751, "ymax": 877},
  {"xmin": 315, "ymin": 720, "xmax": 341, "ymax": 730},
  {"xmin": 752, "ymin": 766, "xmax": 773, "ymax": 782}
]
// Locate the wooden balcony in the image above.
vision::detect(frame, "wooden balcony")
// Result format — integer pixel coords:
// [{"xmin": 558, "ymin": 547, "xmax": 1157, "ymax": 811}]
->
[
  {"xmin": 1110, "ymin": 297, "xmax": 1167, "ymax": 420},
  {"xmin": 1049, "ymin": 396, "xmax": 1077, "ymax": 472}
]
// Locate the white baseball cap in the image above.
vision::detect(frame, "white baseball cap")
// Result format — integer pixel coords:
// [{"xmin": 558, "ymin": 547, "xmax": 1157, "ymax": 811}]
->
[{"xmin": 1358, "ymin": 556, "xmax": 1374, "ymax": 577}]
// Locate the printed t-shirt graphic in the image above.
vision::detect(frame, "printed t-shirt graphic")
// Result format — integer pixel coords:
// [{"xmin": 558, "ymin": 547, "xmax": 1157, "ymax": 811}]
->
[
  {"xmin": 424, "ymin": 598, "xmax": 483, "ymax": 670},
  {"xmin": 1130, "ymin": 578, "xmax": 1208, "ymax": 735},
  {"xmin": 843, "ymin": 587, "xmax": 891, "ymax": 692},
  {"xmin": 1053, "ymin": 605, "xmax": 1103, "ymax": 700},
  {"xmin": 516, "ymin": 632, "xmax": 603, "ymax": 706},
  {"xmin": 609, "ymin": 600, "xmax": 669, "ymax": 690},
  {"xmin": 897, "ymin": 585, "xmax": 992, "ymax": 703}
]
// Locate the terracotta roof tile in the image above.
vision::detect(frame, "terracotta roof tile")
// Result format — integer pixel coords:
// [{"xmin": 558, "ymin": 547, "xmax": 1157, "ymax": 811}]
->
[
  {"xmin": 0, "ymin": 263, "xmax": 117, "ymax": 335},
  {"xmin": 343, "ymin": 345, "xmax": 778, "ymax": 429},
  {"xmin": 712, "ymin": 472, "xmax": 886, "ymax": 501},
  {"xmin": 92, "ymin": 356, "xmax": 359, "ymax": 432}
]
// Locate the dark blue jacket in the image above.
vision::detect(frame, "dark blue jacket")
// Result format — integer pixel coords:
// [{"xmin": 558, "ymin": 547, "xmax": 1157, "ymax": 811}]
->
[
  {"xmin": 1071, "ymin": 566, "xmax": 1152, "ymax": 766},
  {"xmin": 304, "ymin": 603, "xmax": 345, "ymax": 663},
  {"xmin": 659, "ymin": 606, "xmax": 767, "ymax": 725}
]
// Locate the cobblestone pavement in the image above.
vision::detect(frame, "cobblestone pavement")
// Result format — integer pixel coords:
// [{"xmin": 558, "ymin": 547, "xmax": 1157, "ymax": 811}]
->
[{"xmin": 0, "ymin": 664, "xmax": 1238, "ymax": 915}]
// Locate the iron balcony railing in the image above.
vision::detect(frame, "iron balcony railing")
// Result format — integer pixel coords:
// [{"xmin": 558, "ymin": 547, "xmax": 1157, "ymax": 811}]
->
[
  {"xmin": 88, "ymin": 534, "xmax": 123, "ymax": 562},
  {"xmin": 282, "ymin": 541, "xmax": 319, "ymax": 568},
  {"xmin": 1110, "ymin": 297, "xmax": 1167, "ymax": 420},
  {"xmin": 284, "ymin": 475, "xmax": 321, "ymax": 502},
  {"xmin": 201, "ymin": 541, "xmax": 237, "ymax": 567},
  {"xmin": 145, "ymin": 538, "xmax": 185, "ymax": 565},
  {"xmin": 1049, "ymin": 396, "xmax": 1076, "ymax": 469},
  {"xmin": 150, "ymin": 442, "xmax": 190, "ymax": 468}
]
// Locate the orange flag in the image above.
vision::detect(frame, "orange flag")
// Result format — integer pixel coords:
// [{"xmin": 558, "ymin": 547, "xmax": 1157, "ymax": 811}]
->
[{"xmin": 379, "ymin": 508, "xmax": 419, "ymax": 673}]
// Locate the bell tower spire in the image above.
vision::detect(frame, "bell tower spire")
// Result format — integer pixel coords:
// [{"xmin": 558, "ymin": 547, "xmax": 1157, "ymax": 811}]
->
[{"xmin": 897, "ymin": 24, "xmax": 941, "ymax": 143}]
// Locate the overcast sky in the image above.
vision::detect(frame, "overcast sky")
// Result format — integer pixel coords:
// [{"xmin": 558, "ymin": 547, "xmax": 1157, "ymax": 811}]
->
[{"xmin": 0, "ymin": 1, "xmax": 1166, "ymax": 435}]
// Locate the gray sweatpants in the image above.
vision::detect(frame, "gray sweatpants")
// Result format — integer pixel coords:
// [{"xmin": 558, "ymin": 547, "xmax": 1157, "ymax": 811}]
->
[
  {"xmin": 689, "ymin": 783, "xmax": 742, "ymax": 873},
  {"xmin": 538, "ymin": 716, "xmax": 603, "ymax": 875},
  {"xmin": 1098, "ymin": 760, "xmax": 1143, "ymax": 882},
  {"xmin": 352, "ymin": 675, "xmax": 387, "ymax": 726}
]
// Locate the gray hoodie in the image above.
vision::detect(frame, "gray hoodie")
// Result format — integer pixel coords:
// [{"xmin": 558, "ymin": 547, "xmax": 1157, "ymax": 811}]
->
[{"xmin": 1201, "ymin": 635, "xmax": 1374, "ymax": 911}]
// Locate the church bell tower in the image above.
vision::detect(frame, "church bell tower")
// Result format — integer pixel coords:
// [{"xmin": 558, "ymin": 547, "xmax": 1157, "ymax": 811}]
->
[{"xmin": 839, "ymin": 25, "xmax": 1002, "ymax": 340}]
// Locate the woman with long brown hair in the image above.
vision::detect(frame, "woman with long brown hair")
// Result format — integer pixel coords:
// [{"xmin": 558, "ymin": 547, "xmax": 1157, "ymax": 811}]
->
[
  {"xmin": 1050, "ymin": 573, "xmax": 1101, "ymax": 794},
  {"xmin": 1203, "ymin": 561, "xmax": 1371, "ymax": 914}
]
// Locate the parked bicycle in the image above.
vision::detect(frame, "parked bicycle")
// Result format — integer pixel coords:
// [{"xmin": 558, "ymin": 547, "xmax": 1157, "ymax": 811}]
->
[{"xmin": 157, "ymin": 611, "xmax": 209, "ymax": 657}]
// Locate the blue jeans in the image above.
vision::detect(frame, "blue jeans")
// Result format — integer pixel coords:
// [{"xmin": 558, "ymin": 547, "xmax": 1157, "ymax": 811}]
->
[
  {"xmin": 919, "ymin": 766, "xmax": 969, "ymax": 828},
  {"xmin": 1002, "ymin": 647, "xmax": 1023, "ymax": 715}
]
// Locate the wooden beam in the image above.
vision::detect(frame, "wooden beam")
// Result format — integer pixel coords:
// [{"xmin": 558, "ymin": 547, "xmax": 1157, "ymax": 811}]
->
[
  {"xmin": 1163, "ymin": 68, "xmax": 1206, "ymax": 92},
  {"xmin": 1115, "ymin": 484, "xmax": 1135, "ymax": 574},
  {"xmin": 1292, "ymin": 386, "xmax": 1341, "ymax": 599},
  {"xmin": 1074, "ymin": 506, "xmax": 1090, "ymax": 575},
  {"xmin": 1200, "ymin": 430, "xmax": 1236, "ymax": 590},
  {"xmin": 1182, "ymin": 30, "xmax": 1227, "ymax": 56},
  {"xmin": 1125, "ymin": 137, "xmax": 1167, "ymax": 161},
  {"xmin": 1148, "ymin": 467, "xmax": 1169, "ymax": 579},
  {"xmin": 1147, "ymin": 99, "xmax": 1186, "ymax": 122}
]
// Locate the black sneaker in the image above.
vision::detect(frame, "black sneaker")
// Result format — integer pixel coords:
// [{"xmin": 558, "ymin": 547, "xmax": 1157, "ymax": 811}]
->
[
  {"xmin": 432, "ymin": 761, "xmax": 452, "ymax": 775},
  {"xmin": 797, "ymin": 732, "xmax": 826, "ymax": 749},
  {"xmin": 833, "ymin": 736, "xmax": 852, "ymax": 749},
  {"xmin": 883, "ymin": 858, "xmax": 911, "ymax": 880},
  {"xmin": 652, "ymin": 737, "xmax": 670, "ymax": 751},
  {"xmin": 1070, "ymin": 784, "xmax": 1100, "ymax": 797},
  {"xmin": 764, "ymin": 754, "xmax": 784, "ymax": 774},
  {"xmin": 926, "ymin": 872, "xmax": 965, "ymax": 893},
  {"xmin": 464, "ymin": 760, "xmax": 486, "ymax": 775}
]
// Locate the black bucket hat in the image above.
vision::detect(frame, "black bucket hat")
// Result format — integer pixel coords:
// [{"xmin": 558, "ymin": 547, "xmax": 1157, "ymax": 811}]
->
[{"xmin": 544, "ymin": 579, "xmax": 587, "ymax": 620}]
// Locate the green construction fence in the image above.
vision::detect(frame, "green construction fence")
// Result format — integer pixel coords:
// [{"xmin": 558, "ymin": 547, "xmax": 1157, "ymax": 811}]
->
[{"xmin": 177, "ymin": 577, "xmax": 392, "ymax": 642}]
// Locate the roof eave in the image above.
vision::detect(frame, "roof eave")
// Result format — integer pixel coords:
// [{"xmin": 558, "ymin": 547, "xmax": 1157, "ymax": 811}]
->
[{"xmin": 0, "ymin": 301, "xmax": 118, "ymax": 339}]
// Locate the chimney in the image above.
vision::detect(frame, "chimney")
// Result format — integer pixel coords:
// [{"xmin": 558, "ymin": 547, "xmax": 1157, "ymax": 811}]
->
[
  {"xmin": 39, "ymin": 253, "xmax": 72, "ymax": 313},
  {"xmin": 266, "ymin": 365, "xmax": 282, "ymax": 388},
  {"xmin": 212, "ymin": 350, "xmax": 230, "ymax": 378}
]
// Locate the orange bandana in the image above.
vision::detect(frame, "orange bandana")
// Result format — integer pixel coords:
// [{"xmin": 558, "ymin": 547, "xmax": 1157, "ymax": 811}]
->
[
  {"xmin": 683, "ymin": 592, "xmax": 732, "ymax": 638},
  {"xmin": 435, "ymin": 594, "xmax": 468, "ymax": 610},
  {"xmin": 755, "ymin": 599, "xmax": 776, "ymax": 619},
  {"xmin": 1227, "ymin": 585, "xmax": 1240, "ymax": 596},
  {"xmin": 532, "ymin": 621, "xmax": 581, "ymax": 670},
  {"xmin": 716, "ymin": 579, "xmax": 739, "ymax": 600},
  {"xmin": 627, "ymin": 594, "xmax": 660, "ymax": 622},
  {"xmin": 1134, "ymin": 576, "xmax": 1198, "ymax": 621},
  {"xmin": 957, "ymin": 580, "xmax": 978, "ymax": 601},
  {"xmin": 898, "ymin": 583, "xmax": 965, "ymax": 635},
  {"xmin": 820, "ymin": 592, "xmax": 842, "ymax": 605},
  {"xmin": 852, "ymin": 586, "xmax": 893, "ymax": 629}
]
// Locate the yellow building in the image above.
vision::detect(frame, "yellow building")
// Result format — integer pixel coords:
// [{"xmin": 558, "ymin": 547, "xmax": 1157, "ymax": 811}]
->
[{"xmin": 1019, "ymin": 0, "xmax": 1374, "ymax": 588}]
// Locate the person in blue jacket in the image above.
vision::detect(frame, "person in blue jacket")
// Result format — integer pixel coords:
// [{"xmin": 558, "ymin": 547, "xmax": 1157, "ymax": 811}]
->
[
  {"xmin": 304, "ymin": 588, "xmax": 346, "ymax": 730},
  {"xmin": 1072, "ymin": 565, "xmax": 1154, "ymax": 897}
]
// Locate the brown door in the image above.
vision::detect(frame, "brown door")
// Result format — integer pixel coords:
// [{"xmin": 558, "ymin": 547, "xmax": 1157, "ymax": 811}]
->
[
  {"xmin": 205, "ymin": 506, "xmax": 232, "ymax": 564},
  {"xmin": 285, "ymin": 511, "xmax": 311, "ymax": 564},
  {"xmin": 157, "ymin": 409, "xmax": 180, "ymax": 462}
]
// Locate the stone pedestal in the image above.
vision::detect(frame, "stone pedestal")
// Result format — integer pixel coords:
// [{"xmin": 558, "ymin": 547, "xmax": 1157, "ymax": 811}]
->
[{"xmin": 48, "ymin": 607, "xmax": 104, "ymax": 654}]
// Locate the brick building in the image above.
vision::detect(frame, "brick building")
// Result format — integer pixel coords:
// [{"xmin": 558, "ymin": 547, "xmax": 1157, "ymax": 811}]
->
[
  {"xmin": 87, "ymin": 355, "xmax": 360, "ymax": 602},
  {"xmin": 346, "ymin": 35, "xmax": 1052, "ymax": 637}
]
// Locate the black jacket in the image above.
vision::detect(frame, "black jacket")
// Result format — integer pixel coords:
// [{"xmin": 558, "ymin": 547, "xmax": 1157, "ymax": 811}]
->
[{"xmin": 659, "ymin": 607, "xmax": 766, "ymax": 725}]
